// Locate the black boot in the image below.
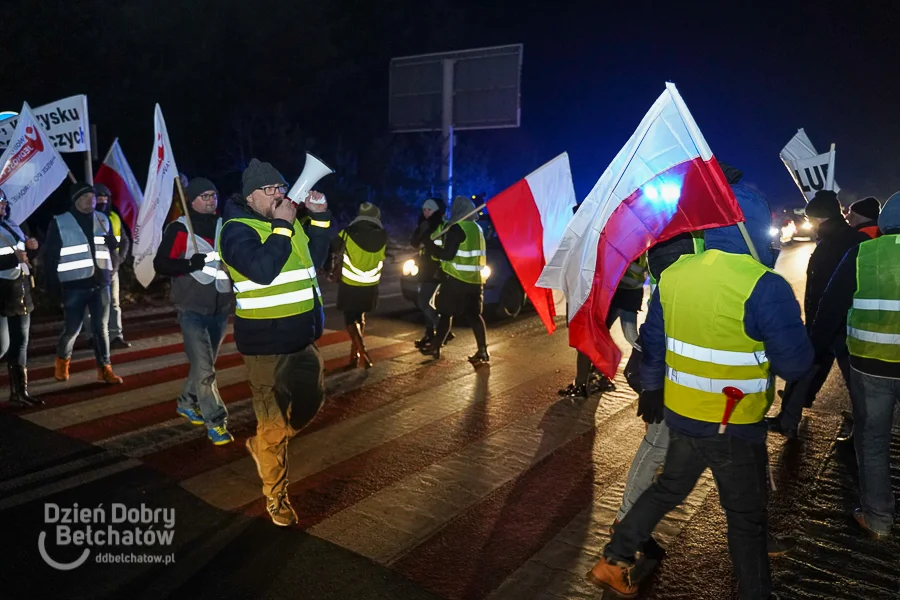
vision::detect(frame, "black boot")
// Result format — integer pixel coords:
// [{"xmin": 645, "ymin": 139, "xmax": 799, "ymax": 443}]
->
[
  {"xmin": 443, "ymin": 331, "xmax": 456, "ymax": 346},
  {"xmin": 8, "ymin": 364, "xmax": 39, "ymax": 407},
  {"xmin": 415, "ymin": 328, "xmax": 434, "ymax": 348},
  {"xmin": 558, "ymin": 382, "xmax": 589, "ymax": 399},
  {"xmin": 468, "ymin": 347, "xmax": 490, "ymax": 365},
  {"xmin": 418, "ymin": 341, "xmax": 441, "ymax": 360}
]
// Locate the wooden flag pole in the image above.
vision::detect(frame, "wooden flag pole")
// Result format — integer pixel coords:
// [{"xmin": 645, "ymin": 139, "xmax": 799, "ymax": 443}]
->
[
  {"xmin": 67, "ymin": 170, "xmax": 77, "ymax": 184},
  {"xmin": 430, "ymin": 202, "xmax": 487, "ymax": 240},
  {"xmin": 174, "ymin": 175, "xmax": 200, "ymax": 254},
  {"xmin": 737, "ymin": 221, "xmax": 761, "ymax": 263}
]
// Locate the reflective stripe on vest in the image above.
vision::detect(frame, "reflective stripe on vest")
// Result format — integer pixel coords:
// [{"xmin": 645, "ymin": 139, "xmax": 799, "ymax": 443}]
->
[
  {"xmin": 660, "ymin": 250, "xmax": 775, "ymax": 424},
  {"xmin": 55, "ymin": 212, "xmax": 112, "ymax": 282},
  {"xmin": 847, "ymin": 235, "xmax": 900, "ymax": 362},
  {"xmin": 340, "ymin": 230, "xmax": 386, "ymax": 287},
  {"xmin": 441, "ymin": 221, "xmax": 486, "ymax": 284},
  {"xmin": 177, "ymin": 217, "xmax": 231, "ymax": 292},
  {"xmin": 0, "ymin": 223, "xmax": 26, "ymax": 280},
  {"xmin": 219, "ymin": 218, "xmax": 320, "ymax": 319},
  {"xmin": 620, "ymin": 255, "xmax": 648, "ymax": 289}
]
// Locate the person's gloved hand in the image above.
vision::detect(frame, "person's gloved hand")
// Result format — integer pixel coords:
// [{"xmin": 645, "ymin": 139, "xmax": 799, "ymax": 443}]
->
[
  {"xmin": 624, "ymin": 345, "xmax": 643, "ymax": 394},
  {"xmin": 189, "ymin": 253, "xmax": 207, "ymax": 272},
  {"xmin": 637, "ymin": 388, "xmax": 664, "ymax": 424}
]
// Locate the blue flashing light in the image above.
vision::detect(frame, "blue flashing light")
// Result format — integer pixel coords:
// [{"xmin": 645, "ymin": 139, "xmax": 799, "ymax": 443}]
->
[
  {"xmin": 660, "ymin": 183, "xmax": 681, "ymax": 202},
  {"xmin": 642, "ymin": 184, "xmax": 659, "ymax": 200}
]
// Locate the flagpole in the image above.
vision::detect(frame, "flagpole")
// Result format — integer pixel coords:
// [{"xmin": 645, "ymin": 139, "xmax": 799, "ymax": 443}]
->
[
  {"xmin": 825, "ymin": 143, "xmax": 836, "ymax": 191},
  {"xmin": 737, "ymin": 222, "xmax": 760, "ymax": 263},
  {"xmin": 67, "ymin": 170, "xmax": 77, "ymax": 184},
  {"xmin": 431, "ymin": 202, "xmax": 487, "ymax": 240},
  {"xmin": 174, "ymin": 175, "xmax": 200, "ymax": 254}
]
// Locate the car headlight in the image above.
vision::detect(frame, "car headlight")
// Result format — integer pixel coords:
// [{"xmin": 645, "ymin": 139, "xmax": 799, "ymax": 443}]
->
[
  {"xmin": 801, "ymin": 221, "xmax": 813, "ymax": 230},
  {"xmin": 769, "ymin": 227, "xmax": 779, "ymax": 237},
  {"xmin": 402, "ymin": 259, "xmax": 419, "ymax": 277},
  {"xmin": 481, "ymin": 265, "xmax": 492, "ymax": 280}
]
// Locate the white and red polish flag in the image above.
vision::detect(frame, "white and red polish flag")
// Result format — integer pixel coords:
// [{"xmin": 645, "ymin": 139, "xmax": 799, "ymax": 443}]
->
[
  {"xmin": 94, "ymin": 138, "xmax": 143, "ymax": 232},
  {"xmin": 133, "ymin": 104, "xmax": 178, "ymax": 288},
  {"xmin": 486, "ymin": 153, "xmax": 576, "ymax": 333},
  {"xmin": 536, "ymin": 82, "xmax": 744, "ymax": 379}
]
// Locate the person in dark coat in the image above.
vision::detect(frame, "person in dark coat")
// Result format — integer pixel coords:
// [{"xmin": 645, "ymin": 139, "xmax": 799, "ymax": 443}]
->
[
  {"xmin": 769, "ymin": 189, "xmax": 869, "ymax": 438},
  {"xmin": 0, "ymin": 188, "xmax": 43, "ymax": 406},
  {"xmin": 410, "ymin": 197, "xmax": 448, "ymax": 347},
  {"xmin": 327, "ymin": 202, "xmax": 388, "ymax": 368},
  {"xmin": 846, "ymin": 197, "xmax": 881, "ymax": 239}
]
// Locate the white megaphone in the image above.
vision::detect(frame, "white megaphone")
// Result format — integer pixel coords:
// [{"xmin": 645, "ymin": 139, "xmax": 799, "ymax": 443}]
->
[{"xmin": 287, "ymin": 153, "xmax": 335, "ymax": 205}]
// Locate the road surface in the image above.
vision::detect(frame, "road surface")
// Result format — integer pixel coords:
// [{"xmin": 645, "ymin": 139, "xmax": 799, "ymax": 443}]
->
[{"xmin": 1, "ymin": 241, "xmax": 898, "ymax": 600}]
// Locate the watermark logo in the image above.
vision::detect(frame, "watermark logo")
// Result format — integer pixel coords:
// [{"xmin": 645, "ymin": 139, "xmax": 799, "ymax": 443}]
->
[{"xmin": 38, "ymin": 503, "xmax": 176, "ymax": 571}]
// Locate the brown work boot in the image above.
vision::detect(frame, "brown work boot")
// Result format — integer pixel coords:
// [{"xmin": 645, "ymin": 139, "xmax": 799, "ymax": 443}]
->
[
  {"xmin": 54, "ymin": 357, "xmax": 70, "ymax": 381},
  {"xmin": 97, "ymin": 365, "xmax": 124, "ymax": 385},
  {"xmin": 586, "ymin": 556, "xmax": 638, "ymax": 598}
]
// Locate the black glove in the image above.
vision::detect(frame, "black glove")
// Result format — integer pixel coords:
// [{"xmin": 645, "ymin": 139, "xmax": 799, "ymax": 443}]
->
[
  {"xmin": 189, "ymin": 253, "xmax": 206, "ymax": 272},
  {"xmin": 637, "ymin": 388, "xmax": 664, "ymax": 424}
]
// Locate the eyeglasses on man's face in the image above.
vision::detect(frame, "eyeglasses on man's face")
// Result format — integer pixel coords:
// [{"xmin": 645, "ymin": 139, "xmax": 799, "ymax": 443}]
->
[
  {"xmin": 259, "ymin": 185, "xmax": 287, "ymax": 196},
  {"xmin": 198, "ymin": 192, "xmax": 218, "ymax": 201}
]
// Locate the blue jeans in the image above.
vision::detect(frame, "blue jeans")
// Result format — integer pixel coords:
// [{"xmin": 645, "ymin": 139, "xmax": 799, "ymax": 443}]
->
[
  {"xmin": 83, "ymin": 272, "xmax": 123, "ymax": 339},
  {"xmin": 177, "ymin": 310, "xmax": 229, "ymax": 427},
  {"xmin": 851, "ymin": 368, "xmax": 900, "ymax": 534},
  {"xmin": 0, "ymin": 314, "xmax": 31, "ymax": 366},
  {"xmin": 418, "ymin": 280, "xmax": 439, "ymax": 331},
  {"xmin": 606, "ymin": 430, "xmax": 770, "ymax": 600},
  {"xmin": 616, "ymin": 421, "xmax": 670, "ymax": 521},
  {"xmin": 58, "ymin": 286, "xmax": 111, "ymax": 366}
]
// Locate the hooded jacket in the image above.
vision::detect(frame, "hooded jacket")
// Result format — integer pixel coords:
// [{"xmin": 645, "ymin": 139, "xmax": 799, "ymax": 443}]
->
[
  {"xmin": 153, "ymin": 208, "xmax": 235, "ymax": 315},
  {"xmin": 811, "ymin": 193, "xmax": 900, "ymax": 379},
  {"xmin": 425, "ymin": 196, "xmax": 478, "ymax": 266},
  {"xmin": 96, "ymin": 202, "xmax": 131, "ymax": 271},
  {"xmin": 804, "ymin": 217, "xmax": 869, "ymax": 324},
  {"xmin": 410, "ymin": 198, "xmax": 447, "ymax": 281},
  {"xmin": 640, "ymin": 183, "xmax": 813, "ymax": 441},
  {"xmin": 218, "ymin": 194, "xmax": 332, "ymax": 356}
]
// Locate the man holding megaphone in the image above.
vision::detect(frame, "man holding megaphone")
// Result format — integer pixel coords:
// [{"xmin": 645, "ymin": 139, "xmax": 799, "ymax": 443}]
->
[{"xmin": 219, "ymin": 157, "xmax": 332, "ymax": 527}]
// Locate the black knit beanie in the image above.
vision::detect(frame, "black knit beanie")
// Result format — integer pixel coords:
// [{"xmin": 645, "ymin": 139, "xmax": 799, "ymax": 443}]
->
[
  {"xmin": 185, "ymin": 177, "xmax": 219, "ymax": 202},
  {"xmin": 241, "ymin": 159, "xmax": 286, "ymax": 197},
  {"xmin": 805, "ymin": 190, "xmax": 842, "ymax": 219},
  {"xmin": 70, "ymin": 182, "xmax": 95, "ymax": 203},
  {"xmin": 849, "ymin": 197, "xmax": 881, "ymax": 221}
]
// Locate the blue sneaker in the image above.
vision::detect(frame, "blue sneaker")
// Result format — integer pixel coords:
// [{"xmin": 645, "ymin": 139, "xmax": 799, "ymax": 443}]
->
[
  {"xmin": 207, "ymin": 425, "xmax": 234, "ymax": 446},
  {"xmin": 176, "ymin": 406, "xmax": 204, "ymax": 426}
]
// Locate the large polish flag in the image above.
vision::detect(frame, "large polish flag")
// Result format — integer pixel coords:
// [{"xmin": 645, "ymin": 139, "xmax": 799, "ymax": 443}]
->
[
  {"xmin": 537, "ymin": 82, "xmax": 744, "ymax": 379},
  {"xmin": 94, "ymin": 138, "xmax": 143, "ymax": 232},
  {"xmin": 487, "ymin": 153, "xmax": 576, "ymax": 333}
]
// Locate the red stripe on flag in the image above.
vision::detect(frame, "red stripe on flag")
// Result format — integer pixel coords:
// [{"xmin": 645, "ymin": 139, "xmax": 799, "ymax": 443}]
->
[
  {"xmin": 570, "ymin": 156, "xmax": 741, "ymax": 378},
  {"xmin": 488, "ymin": 179, "xmax": 558, "ymax": 333},
  {"xmin": 95, "ymin": 164, "xmax": 138, "ymax": 232}
]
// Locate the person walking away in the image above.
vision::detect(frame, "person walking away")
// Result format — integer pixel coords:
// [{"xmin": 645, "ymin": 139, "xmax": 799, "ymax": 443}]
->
[
  {"xmin": 809, "ymin": 191, "xmax": 900, "ymax": 538},
  {"xmin": 43, "ymin": 182, "xmax": 124, "ymax": 385},
  {"xmin": 769, "ymin": 190, "xmax": 868, "ymax": 439},
  {"xmin": 410, "ymin": 197, "xmax": 448, "ymax": 348},
  {"xmin": 0, "ymin": 188, "xmax": 43, "ymax": 406},
  {"xmin": 327, "ymin": 202, "xmax": 387, "ymax": 369},
  {"xmin": 587, "ymin": 181, "xmax": 812, "ymax": 599},
  {"xmin": 846, "ymin": 197, "xmax": 882, "ymax": 240},
  {"xmin": 219, "ymin": 159, "xmax": 331, "ymax": 526},
  {"xmin": 82, "ymin": 183, "xmax": 132, "ymax": 349},
  {"xmin": 153, "ymin": 177, "xmax": 235, "ymax": 445},
  {"xmin": 418, "ymin": 195, "xmax": 489, "ymax": 364}
]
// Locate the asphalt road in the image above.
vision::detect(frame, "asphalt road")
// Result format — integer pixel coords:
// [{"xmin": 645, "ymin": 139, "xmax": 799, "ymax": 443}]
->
[{"xmin": 1, "ymin": 240, "xmax": 898, "ymax": 600}]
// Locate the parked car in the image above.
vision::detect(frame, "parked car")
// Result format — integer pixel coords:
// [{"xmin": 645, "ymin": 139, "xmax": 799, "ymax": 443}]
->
[
  {"xmin": 400, "ymin": 213, "xmax": 529, "ymax": 319},
  {"xmin": 769, "ymin": 208, "xmax": 814, "ymax": 244}
]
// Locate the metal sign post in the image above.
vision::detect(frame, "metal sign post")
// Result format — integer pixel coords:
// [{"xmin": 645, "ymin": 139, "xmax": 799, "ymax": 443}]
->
[{"xmin": 390, "ymin": 44, "xmax": 523, "ymax": 201}]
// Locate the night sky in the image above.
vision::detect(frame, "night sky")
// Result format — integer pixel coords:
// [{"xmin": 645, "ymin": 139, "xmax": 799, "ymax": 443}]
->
[{"xmin": 4, "ymin": 1, "xmax": 899, "ymax": 219}]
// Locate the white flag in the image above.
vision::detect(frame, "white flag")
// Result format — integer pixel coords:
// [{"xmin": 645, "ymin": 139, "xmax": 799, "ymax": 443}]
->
[
  {"xmin": 0, "ymin": 102, "xmax": 69, "ymax": 224},
  {"xmin": 132, "ymin": 104, "xmax": 178, "ymax": 288},
  {"xmin": 0, "ymin": 95, "xmax": 91, "ymax": 153},
  {"xmin": 780, "ymin": 129, "xmax": 840, "ymax": 201}
]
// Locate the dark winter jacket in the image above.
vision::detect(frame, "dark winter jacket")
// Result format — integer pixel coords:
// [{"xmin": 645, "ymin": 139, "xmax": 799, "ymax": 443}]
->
[
  {"xmin": 640, "ymin": 183, "xmax": 813, "ymax": 441},
  {"xmin": 219, "ymin": 195, "xmax": 332, "ymax": 356},
  {"xmin": 810, "ymin": 228, "xmax": 900, "ymax": 379},
  {"xmin": 804, "ymin": 217, "xmax": 869, "ymax": 325},
  {"xmin": 853, "ymin": 221, "xmax": 881, "ymax": 240},
  {"xmin": 329, "ymin": 220, "xmax": 389, "ymax": 314},
  {"xmin": 410, "ymin": 199, "xmax": 447, "ymax": 281},
  {"xmin": 153, "ymin": 209, "xmax": 235, "ymax": 316},
  {"xmin": 97, "ymin": 204, "xmax": 132, "ymax": 271},
  {"xmin": 42, "ymin": 207, "xmax": 120, "ymax": 297},
  {"xmin": 0, "ymin": 219, "xmax": 36, "ymax": 316}
]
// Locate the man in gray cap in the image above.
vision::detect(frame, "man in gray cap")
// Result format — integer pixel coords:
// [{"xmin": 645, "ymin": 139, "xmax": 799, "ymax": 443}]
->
[
  {"xmin": 81, "ymin": 182, "xmax": 132, "ymax": 349},
  {"xmin": 219, "ymin": 158, "xmax": 332, "ymax": 526},
  {"xmin": 809, "ymin": 192, "xmax": 900, "ymax": 537}
]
